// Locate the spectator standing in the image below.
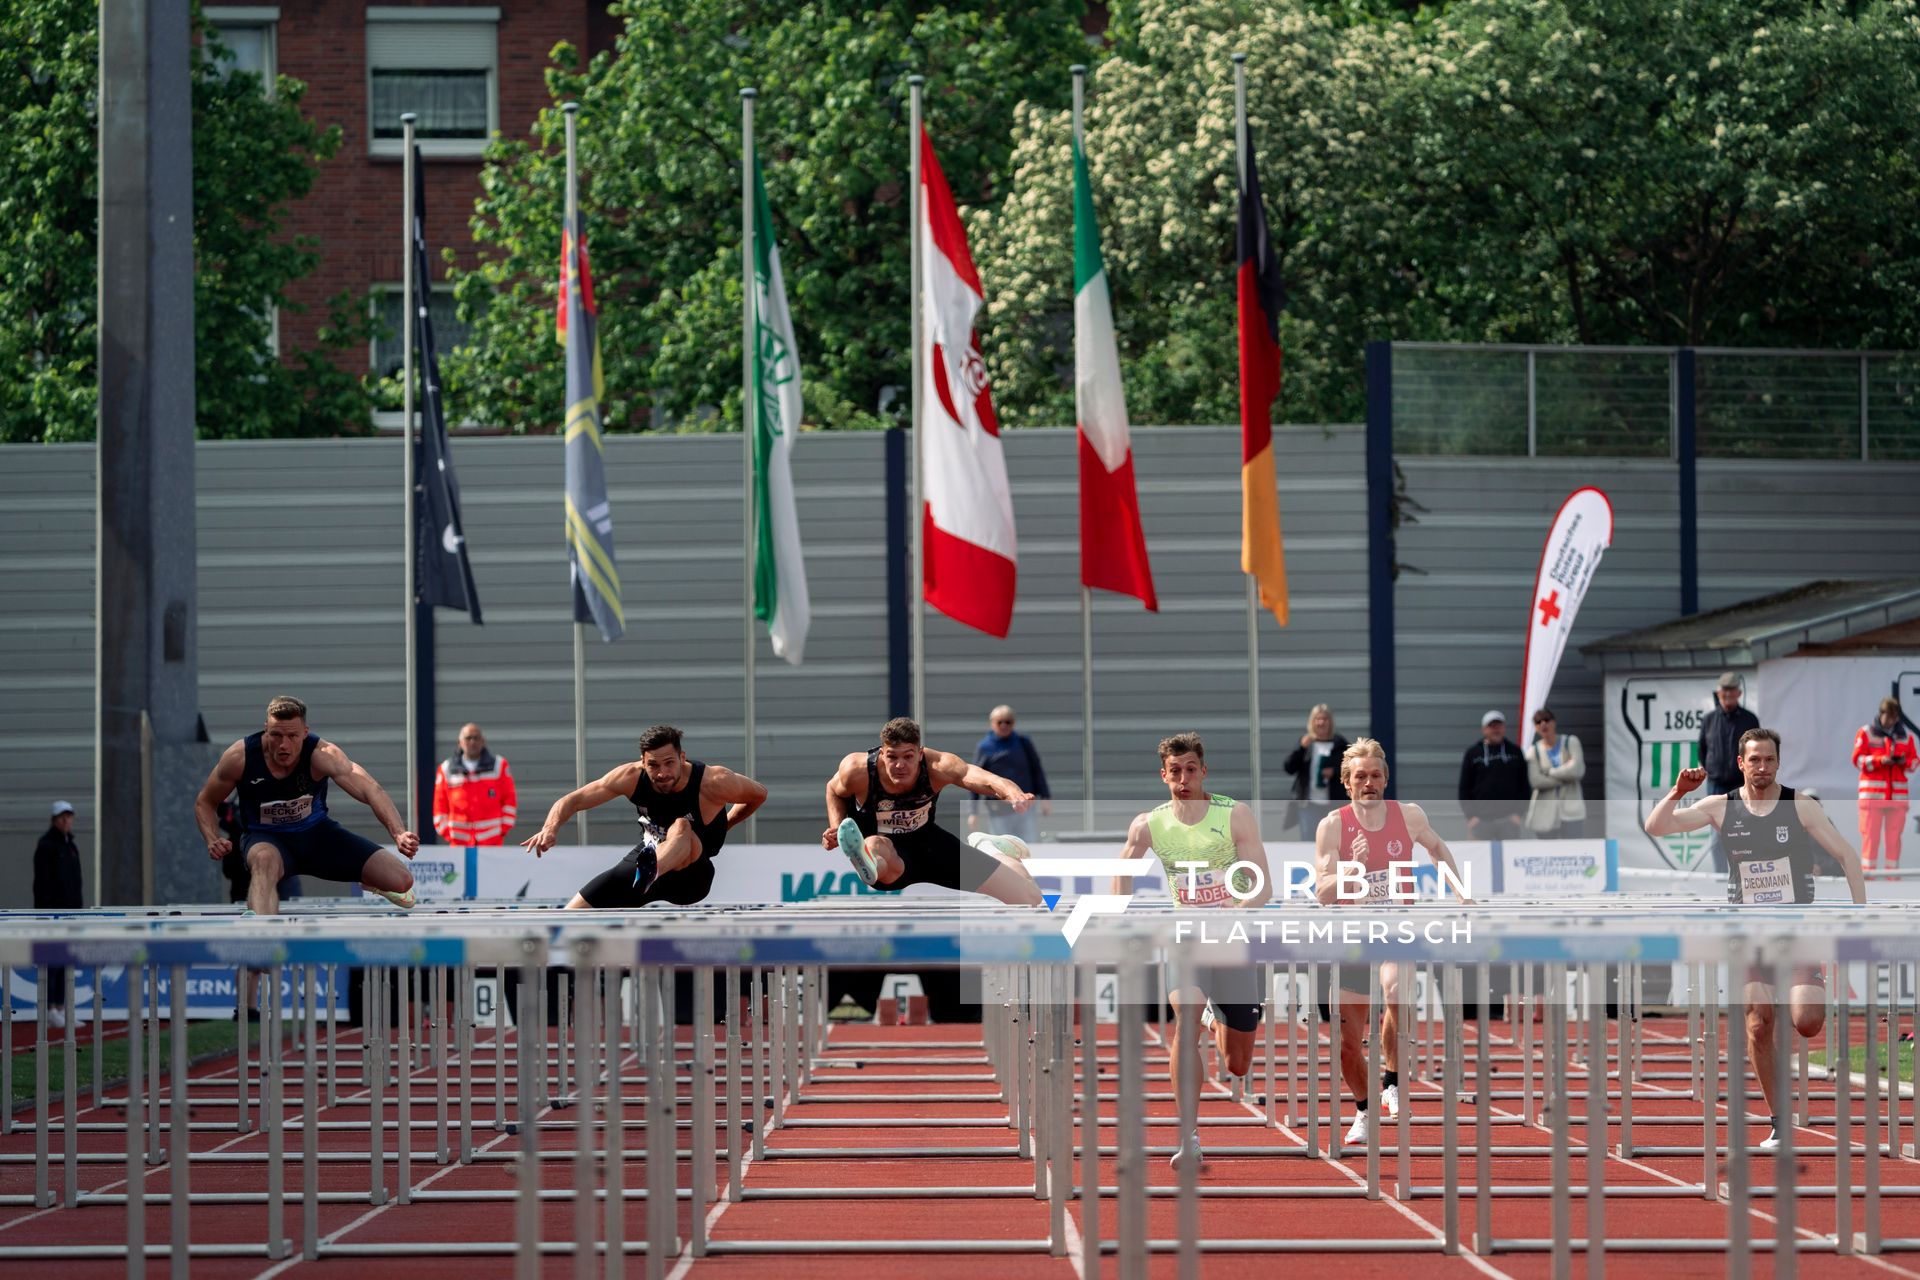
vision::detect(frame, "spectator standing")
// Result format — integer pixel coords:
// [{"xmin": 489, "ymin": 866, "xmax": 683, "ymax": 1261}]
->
[
  {"xmin": 967, "ymin": 705, "xmax": 1051, "ymax": 844},
  {"xmin": 432, "ymin": 723, "xmax": 519, "ymax": 846},
  {"xmin": 1524, "ymin": 708, "xmax": 1588, "ymax": 838},
  {"xmin": 1458, "ymin": 711, "xmax": 1530, "ymax": 841},
  {"xmin": 1697, "ymin": 672, "xmax": 1760, "ymax": 872},
  {"xmin": 33, "ymin": 801, "xmax": 84, "ymax": 1027},
  {"xmin": 1853, "ymin": 696, "xmax": 1917, "ymax": 874},
  {"xmin": 1282, "ymin": 703, "xmax": 1349, "ymax": 839}
]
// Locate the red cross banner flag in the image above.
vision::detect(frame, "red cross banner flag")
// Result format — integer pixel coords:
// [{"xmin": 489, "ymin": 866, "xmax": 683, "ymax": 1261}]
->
[
  {"xmin": 918, "ymin": 125, "xmax": 1018, "ymax": 637},
  {"xmin": 1519, "ymin": 487, "xmax": 1614, "ymax": 742}
]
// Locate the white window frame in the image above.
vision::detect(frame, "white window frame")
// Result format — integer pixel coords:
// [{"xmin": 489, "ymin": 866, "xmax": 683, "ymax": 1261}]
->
[
  {"xmin": 370, "ymin": 282, "xmax": 467, "ymax": 428},
  {"xmin": 205, "ymin": 6, "xmax": 279, "ymax": 96},
  {"xmin": 366, "ymin": 6, "xmax": 501, "ymax": 160}
]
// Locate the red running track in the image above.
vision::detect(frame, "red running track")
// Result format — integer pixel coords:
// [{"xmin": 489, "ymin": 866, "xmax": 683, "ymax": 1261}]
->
[{"xmin": 0, "ymin": 1007, "xmax": 1915, "ymax": 1278}]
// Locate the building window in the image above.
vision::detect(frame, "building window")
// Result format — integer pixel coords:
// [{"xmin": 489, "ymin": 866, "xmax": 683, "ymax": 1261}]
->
[
  {"xmin": 366, "ymin": 7, "xmax": 500, "ymax": 158},
  {"xmin": 372, "ymin": 285, "xmax": 472, "ymax": 381},
  {"xmin": 205, "ymin": 7, "xmax": 277, "ymax": 92}
]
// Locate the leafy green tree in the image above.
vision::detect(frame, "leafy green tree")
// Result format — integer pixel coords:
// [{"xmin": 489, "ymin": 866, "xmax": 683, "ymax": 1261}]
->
[
  {"xmin": 448, "ymin": 0, "xmax": 1090, "ymax": 434},
  {"xmin": 976, "ymin": 0, "xmax": 1920, "ymax": 428},
  {"xmin": 0, "ymin": 0, "xmax": 369, "ymax": 442}
]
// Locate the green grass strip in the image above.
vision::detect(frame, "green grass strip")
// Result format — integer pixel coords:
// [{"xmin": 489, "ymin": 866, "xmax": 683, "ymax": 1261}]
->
[
  {"xmin": 1809, "ymin": 1040, "xmax": 1915, "ymax": 1084},
  {"xmin": 11, "ymin": 1020, "xmax": 264, "ymax": 1104}
]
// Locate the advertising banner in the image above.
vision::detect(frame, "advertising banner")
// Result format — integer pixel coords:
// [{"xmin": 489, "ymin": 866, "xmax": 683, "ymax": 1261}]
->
[
  {"xmin": 1518, "ymin": 488, "xmax": 1613, "ymax": 739},
  {"xmin": 1606, "ymin": 674, "xmax": 1752, "ymax": 870}
]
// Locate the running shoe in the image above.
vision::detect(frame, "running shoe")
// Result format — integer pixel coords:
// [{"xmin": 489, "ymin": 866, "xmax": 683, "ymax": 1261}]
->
[
  {"xmin": 1168, "ymin": 1129, "xmax": 1205, "ymax": 1172},
  {"xmin": 366, "ymin": 885, "xmax": 417, "ymax": 911},
  {"xmin": 1759, "ymin": 1127, "xmax": 1782, "ymax": 1152},
  {"xmin": 967, "ymin": 830, "xmax": 1032, "ymax": 861},
  {"xmin": 1344, "ymin": 1108, "xmax": 1371, "ymax": 1146},
  {"xmin": 838, "ymin": 818, "xmax": 879, "ymax": 886},
  {"xmin": 1380, "ymin": 1083, "xmax": 1401, "ymax": 1120}
]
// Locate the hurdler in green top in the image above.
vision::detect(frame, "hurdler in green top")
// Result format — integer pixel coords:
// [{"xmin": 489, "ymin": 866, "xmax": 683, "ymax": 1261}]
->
[{"xmin": 1146, "ymin": 793, "xmax": 1253, "ymax": 900}]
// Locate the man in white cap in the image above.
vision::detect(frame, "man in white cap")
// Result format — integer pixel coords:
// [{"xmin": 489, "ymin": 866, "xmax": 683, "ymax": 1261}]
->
[
  {"xmin": 33, "ymin": 802, "xmax": 84, "ymax": 1027},
  {"xmin": 1458, "ymin": 710, "xmax": 1529, "ymax": 841}
]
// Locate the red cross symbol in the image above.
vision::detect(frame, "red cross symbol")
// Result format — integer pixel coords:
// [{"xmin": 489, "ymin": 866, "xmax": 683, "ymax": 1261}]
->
[{"xmin": 1537, "ymin": 590, "xmax": 1563, "ymax": 627}]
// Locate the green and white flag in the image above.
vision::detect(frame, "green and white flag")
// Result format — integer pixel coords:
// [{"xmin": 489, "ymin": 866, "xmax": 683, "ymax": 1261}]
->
[{"xmin": 750, "ymin": 158, "xmax": 810, "ymax": 664}]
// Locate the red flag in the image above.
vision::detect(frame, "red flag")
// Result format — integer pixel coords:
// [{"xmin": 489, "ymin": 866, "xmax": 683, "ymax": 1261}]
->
[
  {"xmin": 918, "ymin": 126, "xmax": 1018, "ymax": 637},
  {"xmin": 1237, "ymin": 132, "xmax": 1289, "ymax": 625}
]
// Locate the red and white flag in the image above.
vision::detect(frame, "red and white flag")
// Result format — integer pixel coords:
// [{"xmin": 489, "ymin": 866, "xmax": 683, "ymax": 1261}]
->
[
  {"xmin": 1518, "ymin": 487, "xmax": 1614, "ymax": 740},
  {"xmin": 918, "ymin": 126, "xmax": 1017, "ymax": 637}
]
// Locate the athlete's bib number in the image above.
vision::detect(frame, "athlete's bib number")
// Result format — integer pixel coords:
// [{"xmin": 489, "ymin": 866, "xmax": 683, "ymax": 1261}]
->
[
  {"xmin": 1737, "ymin": 857, "xmax": 1791, "ymax": 905},
  {"xmin": 1364, "ymin": 869, "xmax": 1395, "ymax": 903},
  {"xmin": 257, "ymin": 795, "xmax": 313, "ymax": 826},
  {"xmin": 875, "ymin": 804, "xmax": 931, "ymax": 835}
]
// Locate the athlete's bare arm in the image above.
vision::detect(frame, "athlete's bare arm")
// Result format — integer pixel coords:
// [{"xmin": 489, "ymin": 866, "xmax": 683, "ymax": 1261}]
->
[
  {"xmin": 1229, "ymin": 801, "xmax": 1273, "ymax": 908},
  {"xmin": 524, "ymin": 762, "xmax": 641, "ymax": 856},
  {"xmin": 1796, "ymin": 791, "xmax": 1869, "ymax": 905},
  {"xmin": 927, "ymin": 749, "xmax": 1033, "ymax": 810},
  {"xmin": 701, "ymin": 764, "xmax": 769, "ymax": 830},
  {"xmin": 1400, "ymin": 801, "xmax": 1474, "ymax": 904},
  {"xmin": 194, "ymin": 740, "xmax": 248, "ymax": 860},
  {"xmin": 821, "ymin": 752, "xmax": 868, "ymax": 850},
  {"xmin": 1312, "ymin": 809, "xmax": 1344, "ymax": 905},
  {"xmin": 310, "ymin": 741, "xmax": 419, "ymax": 856},
  {"xmin": 1108, "ymin": 812, "xmax": 1155, "ymax": 895},
  {"xmin": 1644, "ymin": 766, "xmax": 1725, "ymax": 836}
]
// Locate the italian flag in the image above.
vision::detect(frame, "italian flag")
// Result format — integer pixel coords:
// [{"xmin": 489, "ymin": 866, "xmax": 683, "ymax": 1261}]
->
[
  {"xmin": 750, "ymin": 158, "xmax": 811, "ymax": 663},
  {"xmin": 1073, "ymin": 139, "xmax": 1157, "ymax": 610}
]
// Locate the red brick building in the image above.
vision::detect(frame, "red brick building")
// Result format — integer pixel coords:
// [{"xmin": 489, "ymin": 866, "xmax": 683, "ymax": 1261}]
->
[{"xmin": 206, "ymin": 2, "xmax": 617, "ymax": 389}]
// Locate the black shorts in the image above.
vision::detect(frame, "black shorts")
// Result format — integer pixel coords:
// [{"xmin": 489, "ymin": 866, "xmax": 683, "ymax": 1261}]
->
[
  {"xmin": 859, "ymin": 821, "xmax": 1003, "ymax": 894},
  {"xmin": 1315, "ymin": 963, "xmax": 1377, "ymax": 1023},
  {"xmin": 241, "ymin": 819, "xmax": 381, "ymax": 885},
  {"xmin": 1174, "ymin": 965, "xmax": 1263, "ymax": 1033},
  {"xmin": 577, "ymin": 845, "xmax": 718, "ymax": 909}
]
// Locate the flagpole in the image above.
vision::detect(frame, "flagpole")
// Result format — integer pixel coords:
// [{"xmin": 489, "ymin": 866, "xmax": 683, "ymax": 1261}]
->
[
  {"xmin": 564, "ymin": 101, "xmax": 589, "ymax": 844},
  {"xmin": 1072, "ymin": 65, "xmax": 1094, "ymax": 835},
  {"xmin": 1233, "ymin": 52, "xmax": 1263, "ymax": 826},
  {"xmin": 908, "ymin": 74, "xmax": 926, "ymax": 727},
  {"xmin": 401, "ymin": 112, "xmax": 419, "ymax": 836},
  {"xmin": 740, "ymin": 87, "xmax": 759, "ymax": 841}
]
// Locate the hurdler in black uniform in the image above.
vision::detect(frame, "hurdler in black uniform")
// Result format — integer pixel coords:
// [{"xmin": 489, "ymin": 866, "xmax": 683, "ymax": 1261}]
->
[
  {"xmin": 577, "ymin": 760, "xmax": 732, "ymax": 908},
  {"xmin": 1722, "ymin": 785, "xmax": 1825, "ymax": 986},
  {"xmin": 847, "ymin": 747, "xmax": 1003, "ymax": 893}
]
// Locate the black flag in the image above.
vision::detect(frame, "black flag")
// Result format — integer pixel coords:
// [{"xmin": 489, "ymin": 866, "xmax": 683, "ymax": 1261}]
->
[{"xmin": 411, "ymin": 146, "xmax": 482, "ymax": 623}]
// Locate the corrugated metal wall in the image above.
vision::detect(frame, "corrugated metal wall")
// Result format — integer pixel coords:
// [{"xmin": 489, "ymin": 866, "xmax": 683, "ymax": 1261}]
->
[
  {"xmin": 6, "ymin": 431, "xmax": 1911, "ymax": 906},
  {"xmin": 0, "ymin": 426, "xmax": 1367, "ymax": 903}
]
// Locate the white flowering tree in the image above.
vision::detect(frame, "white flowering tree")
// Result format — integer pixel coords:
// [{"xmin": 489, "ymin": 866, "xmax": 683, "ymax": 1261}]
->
[{"xmin": 973, "ymin": 0, "xmax": 1920, "ymax": 428}]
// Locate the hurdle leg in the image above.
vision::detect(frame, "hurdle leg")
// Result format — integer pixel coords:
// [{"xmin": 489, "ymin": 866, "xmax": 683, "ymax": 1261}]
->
[
  {"xmin": 1549, "ymin": 965, "xmax": 1570, "ymax": 1280},
  {"xmin": 1773, "ymin": 958, "xmax": 1797, "ymax": 1280},
  {"xmin": 573, "ymin": 951, "xmax": 598, "ymax": 1280},
  {"xmin": 1836, "ymin": 966, "xmax": 1853, "ymax": 1254},
  {"xmin": 147, "ymin": 966, "xmax": 162, "ymax": 1163},
  {"xmin": 1116, "ymin": 956, "xmax": 1146, "ymax": 1280},
  {"xmin": 1, "ymin": 965, "xmax": 11, "ymax": 1137},
  {"xmin": 1728, "ymin": 956, "xmax": 1751, "ymax": 1279},
  {"xmin": 692, "ymin": 965, "xmax": 715, "ymax": 1257},
  {"xmin": 1618, "ymin": 962, "xmax": 1637, "ymax": 1158},
  {"xmin": 725, "ymin": 967, "xmax": 743, "ymax": 1201},
  {"xmin": 1170, "ymin": 955, "xmax": 1199, "ymax": 1280},
  {"xmin": 603, "ymin": 965, "xmax": 625, "ymax": 1280},
  {"xmin": 125, "ymin": 960, "xmax": 144, "ymax": 1280},
  {"xmin": 1365, "ymin": 967, "xmax": 1382, "ymax": 1197},
  {"xmin": 459, "ymin": 964, "xmax": 474, "ymax": 1163},
  {"xmin": 751, "ymin": 969, "xmax": 768, "ymax": 1159},
  {"xmin": 326, "ymin": 965, "xmax": 340, "ymax": 1109},
  {"xmin": 303, "ymin": 965, "xmax": 319, "ymax": 1261},
  {"xmin": 1394, "ymin": 962, "xmax": 1412, "ymax": 1199},
  {"xmin": 1442, "ymin": 963, "xmax": 1460, "ymax": 1255},
  {"xmin": 369, "ymin": 967, "xmax": 388, "ymax": 1207},
  {"xmin": 1703, "ymin": 965, "xmax": 1720, "ymax": 1202},
  {"xmin": 62, "ymin": 966, "xmax": 77, "ymax": 1207},
  {"xmin": 1475, "ymin": 961, "xmax": 1493, "ymax": 1255},
  {"xmin": 397, "ymin": 959, "xmax": 412, "ymax": 1201},
  {"xmin": 645, "ymin": 967, "xmax": 672, "ymax": 1280},
  {"xmin": 515, "ymin": 964, "xmax": 538, "ymax": 1280},
  {"xmin": 1031, "ymin": 966, "xmax": 1048, "ymax": 1201},
  {"xmin": 1585, "ymin": 962, "xmax": 1605, "ymax": 1278},
  {"xmin": 266, "ymin": 965, "xmax": 286, "ymax": 1260},
  {"xmin": 1866, "ymin": 962, "xmax": 1882, "ymax": 1254},
  {"xmin": 34, "ymin": 967, "xmax": 49, "ymax": 1208},
  {"xmin": 435, "ymin": 965, "xmax": 450, "ymax": 1164},
  {"xmin": 92, "ymin": 966, "xmax": 103, "ymax": 1105},
  {"xmin": 1311, "ymin": 965, "xmax": 1326, "ymax": 1158},
  {"xmin": 169, "ymin": 964, "xmax": 190, "ymax": 1276},
  {"xmin": 1521, "ymin": 963, "xmax": 1536, "ymax": 1127},
  {"xmin": 494, "ymin": 965, "xmax": 508, "ymax": 1132}
]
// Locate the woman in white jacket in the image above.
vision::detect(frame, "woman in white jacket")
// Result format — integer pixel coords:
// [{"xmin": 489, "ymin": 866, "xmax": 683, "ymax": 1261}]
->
[{"xmin": 1525, "ymin": 708, "xmax": 1587, "ymax": 838}]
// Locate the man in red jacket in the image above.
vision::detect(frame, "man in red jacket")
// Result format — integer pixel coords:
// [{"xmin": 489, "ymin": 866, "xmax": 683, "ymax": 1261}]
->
[
  {"xmin": 1853, "ymin": 697, "xmax": 1917, "ymax": 874},
  {"xmin": 432, "ymin": 723, "xmax": 518, "ymax": 846}
]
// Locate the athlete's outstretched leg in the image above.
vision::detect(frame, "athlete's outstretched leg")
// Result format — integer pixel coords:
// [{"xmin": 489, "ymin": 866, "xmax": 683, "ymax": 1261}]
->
[
  {"xmin": 865, "ymin": 835, "xmax": 906, "ymax": 886},
  {"xmin": 358, "ymin": 850, "xmax": 415, "ymax": 897},
  {"xmin": 974, "ymin": 855, "xmax": 1044, "ymax": 907},
  {"xmin": 655, "ymin": 817, "xmax": 707, "ymax": 878},
  {"xmin": 246, "ymin": 843, "xmax": 286, "ymax": 916}
]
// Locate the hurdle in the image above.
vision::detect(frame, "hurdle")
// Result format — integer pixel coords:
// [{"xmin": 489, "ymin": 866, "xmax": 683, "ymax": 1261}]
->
[{"xmin": 0, "ymin": 898, "xmax": 1913, "ymax": 1272}]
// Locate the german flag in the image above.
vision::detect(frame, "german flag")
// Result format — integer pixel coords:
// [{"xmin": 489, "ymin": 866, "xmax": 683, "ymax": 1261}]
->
[{"xmin": 1237, "ymin": 130, "xmax": 1289, "ymax": 626}]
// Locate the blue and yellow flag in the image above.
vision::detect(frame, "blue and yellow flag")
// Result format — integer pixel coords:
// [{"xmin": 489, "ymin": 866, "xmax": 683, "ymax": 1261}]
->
[{"xmin": 559, "ymin": 211, "xmax": 623, "ymax": 641}]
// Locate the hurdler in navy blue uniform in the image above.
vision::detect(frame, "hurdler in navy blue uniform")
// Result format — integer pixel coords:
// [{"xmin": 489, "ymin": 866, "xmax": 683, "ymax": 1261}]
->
[
  {"xmin": 1643, "ymin": 725, "xmax": 1866, "ymax": 1153},
  {"xmin": 521, "ymin": 724, "xmax": 767, "ymax": 909},
  {"xmin": 195, "ymin": 695, "xmax": 420, "ymax": 915},
  {"xmin": 823, "ymin": 716, "xmax": 1046, "ymax": 905}
]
